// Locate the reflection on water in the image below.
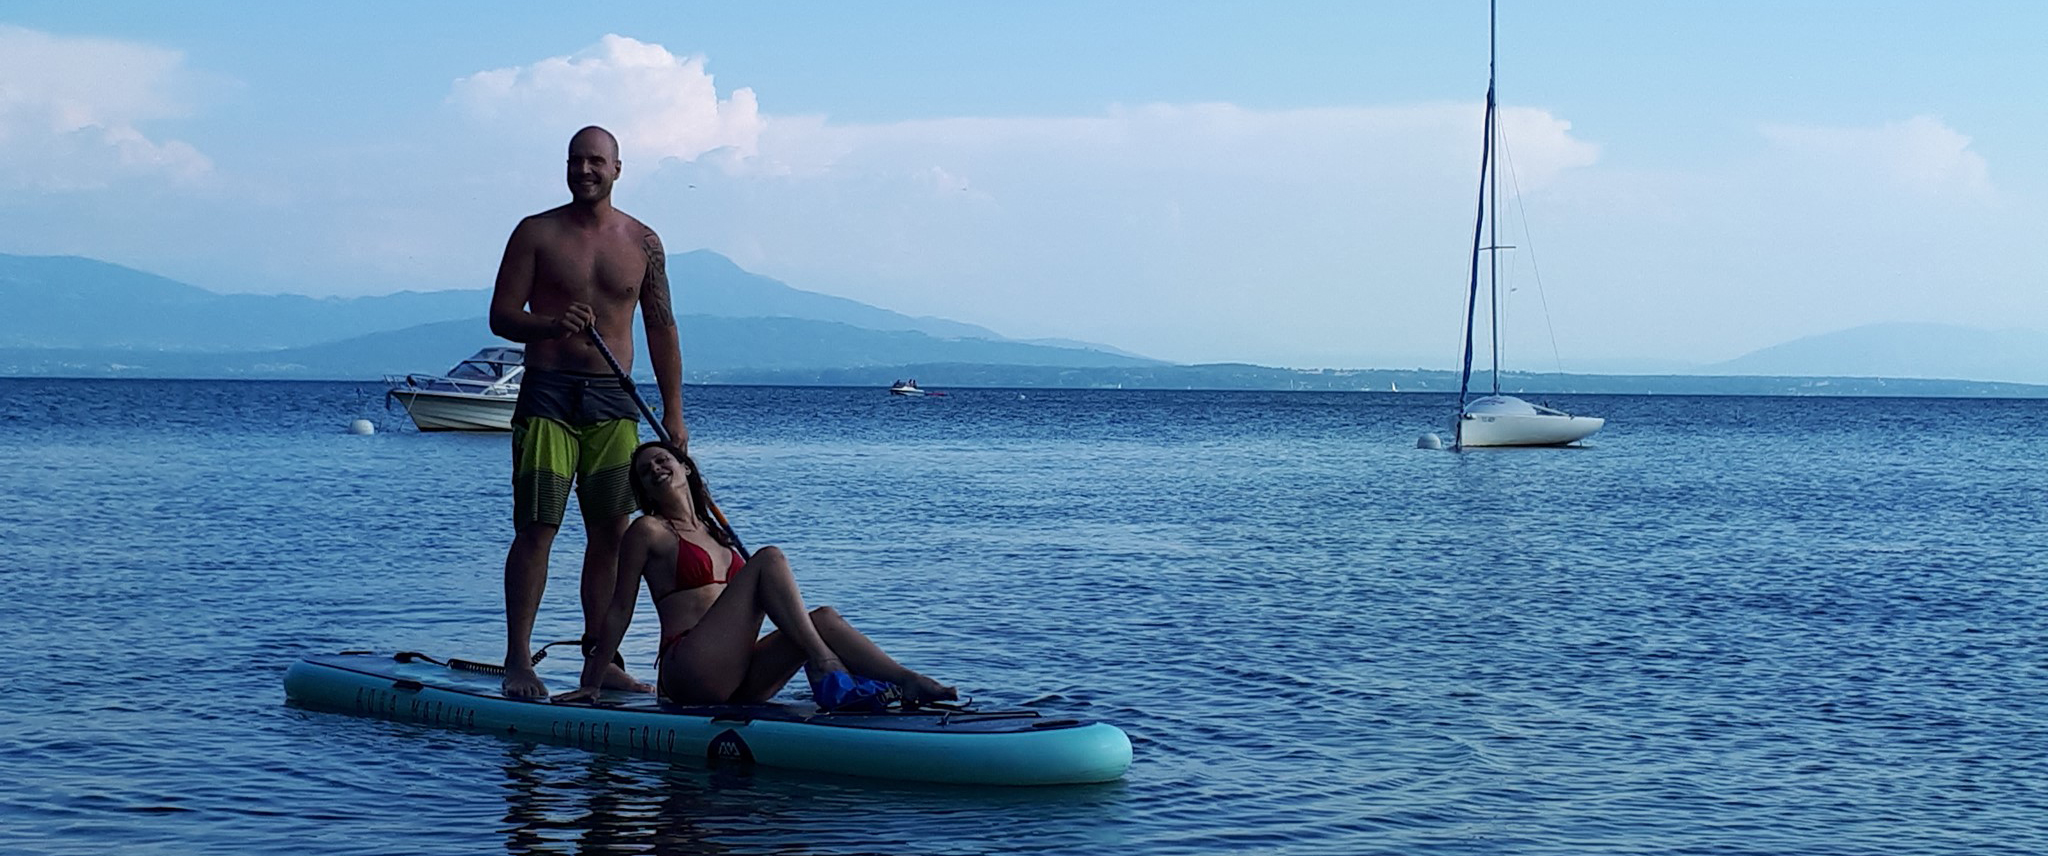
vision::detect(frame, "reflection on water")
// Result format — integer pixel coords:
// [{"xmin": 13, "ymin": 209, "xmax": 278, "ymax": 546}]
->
[
  {"xmin": 499, "ymin": 747, "xmax": 729, "ymax": 856},
  {"xmin": 494, "ymin": 743, "xmax": 1132, "ymax": 856}
]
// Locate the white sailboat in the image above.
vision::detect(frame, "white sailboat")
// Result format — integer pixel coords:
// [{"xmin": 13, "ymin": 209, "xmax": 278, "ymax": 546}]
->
[{"xmin": 1451, "ymin": 0, "xmax": 1603, "ymax": 449}]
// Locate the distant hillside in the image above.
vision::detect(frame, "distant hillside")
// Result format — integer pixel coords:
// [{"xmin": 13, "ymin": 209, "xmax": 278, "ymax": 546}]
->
[
  {"xmin": 0, "ymin": 250, "xmax": 1144, "ymax": 359},
  {"xmin": 676, "ymin": 316, "xmax": 1158, "ymax": 371},
  {"xmin": 670, "ymin": 251, "xmax": 1010, "ymax": 341},
  {"xmin": 687, "ymin": 365, "xmax": 2048, "ymax": 397},
  {"xmin": 0, "ymin": 314, "xmax": 1159, "ymax": 379},
  {"xmin": 1712, "ymin": 323, "xmax": 2048, "ymax": 386},
  {"xmin": 6, "ymin": 330, "xmax": 2042, "ymax": 397},
  {"xmin": 10, "ymin": 251, "xmax": 2045, "ymax": 394},
  {"xmin": 0, "ymin": 254, "xmax": 481, "ymax": 351}
]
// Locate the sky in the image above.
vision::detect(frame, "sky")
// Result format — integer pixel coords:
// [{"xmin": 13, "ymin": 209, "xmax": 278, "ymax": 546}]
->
[{"xmin": 2, "ymin": 1, "xmax": 2043, "ymax": 370}]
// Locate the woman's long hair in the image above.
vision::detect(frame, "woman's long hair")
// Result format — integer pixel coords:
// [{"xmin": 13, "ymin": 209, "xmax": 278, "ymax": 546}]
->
[{"xmin": 629, "ymin": 441, "xmax": 737, "ymax": 553}]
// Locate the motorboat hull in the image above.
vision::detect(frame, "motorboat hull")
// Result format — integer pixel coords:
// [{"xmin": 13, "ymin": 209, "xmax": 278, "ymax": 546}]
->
[
  {"xmin": 385, "ymin": 345, "xmax": 523, "ymax": 432},
  {"xmin": 390, "ymin": 389, "xmax": 516, "ymax": 432}
]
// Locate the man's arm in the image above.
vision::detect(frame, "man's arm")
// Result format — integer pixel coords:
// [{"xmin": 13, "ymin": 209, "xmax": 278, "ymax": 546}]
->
[
  {"xmin": 640, "ymin": 228, "xmax": 689, "ymax": 448},
  {"xmin": 489, "ymin": 219, "xmax": 590, "ymax": 343}
]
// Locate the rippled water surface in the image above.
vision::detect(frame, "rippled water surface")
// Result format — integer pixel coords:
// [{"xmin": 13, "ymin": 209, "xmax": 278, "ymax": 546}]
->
[{"xmin": 3, "ymin": 379, "xmax": 2046, "ymax": 855}]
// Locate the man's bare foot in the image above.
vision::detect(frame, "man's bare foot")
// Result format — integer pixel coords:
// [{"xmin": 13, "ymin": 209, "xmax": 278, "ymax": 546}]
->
[
  {"xmin": 901, "ymin": 673, "xmax": 957, "ymax": 705},
  {"xmin": 598, "ymin": 661, "xmax": 652, "ymax": 693},
  {"xmin": 503, "ymin": 664, "xmax": 548, "ymax": 698}
]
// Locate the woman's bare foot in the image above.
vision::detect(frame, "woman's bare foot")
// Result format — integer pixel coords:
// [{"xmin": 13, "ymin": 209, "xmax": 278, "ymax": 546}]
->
[
  {"xmin": 503, "ymin": 664, "xmax": 548, "ymax": 698},
  {"xmin": 598, "ymin": 662, "xmax": 652, "ymax": 693},
  {"xmin": 901, "ymin": 673, "xmax": 957, "ymax": 705}
]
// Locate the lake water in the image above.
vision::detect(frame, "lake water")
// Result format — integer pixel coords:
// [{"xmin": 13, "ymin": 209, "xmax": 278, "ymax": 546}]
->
[{"xmin": 2, "ymin": 379, "xmax": 2045, "ymax": 855}]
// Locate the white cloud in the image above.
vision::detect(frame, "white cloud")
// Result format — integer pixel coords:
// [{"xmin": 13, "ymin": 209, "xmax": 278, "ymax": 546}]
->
[
  {"xmin": 1761, "ymin": 115, "xmax": 1991, "ymax": 197},
  {"xmin": 744, "ymin": 101, "xmax": 1596, "ymax": 188},
  {"xmin": 433, "ymin": 38, "xmax": 1612, "ymax": 366},
  {"xmin": 443, "ymin": 35, "xmax": 1597, "ymax": 195},
  {"xmin": 0, "ymin": 25, "xmax": 213, "ymax": 190},
  {"xmin": 623, "ymin": 98, "xmax": 1604, "ymax": 366},
  {"xmin": 1496, "ymin": 108, "xmax": 1602, "ymax": 189},
  {"xmin": 5, "ymin": 28, "xmax": 2036, "ymax": 373},
  {"xmin": 449, "ymin": 34, "xmax": 764, "ymax": 165}
]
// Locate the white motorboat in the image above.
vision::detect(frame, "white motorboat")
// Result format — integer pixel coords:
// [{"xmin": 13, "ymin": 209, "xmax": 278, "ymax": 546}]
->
[
  {"xmin": 889, "ymin": 379, "xmax": 946, "ymax": 397},
  {"xmin": 385, "ymin": 346, "xmax": 523, "ymax": 431},
  {"xmin": 1447, "ymin": 0, "xmax": 1603, "ymax": 449}
]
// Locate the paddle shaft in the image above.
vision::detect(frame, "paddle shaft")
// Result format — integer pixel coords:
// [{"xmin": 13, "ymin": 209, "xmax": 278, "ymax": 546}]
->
[
  {"xmin": 585, "ymin": 328, "xmax": 671, "ymax": 445},
  {"xmin": 584, "ymin": 328, "xmax": 747, "ymax": 556}
]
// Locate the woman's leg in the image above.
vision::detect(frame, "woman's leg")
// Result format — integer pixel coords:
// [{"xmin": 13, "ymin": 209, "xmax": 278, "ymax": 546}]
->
[
  {"xmin": 810, "ymin": 606, "xmax": 957, "ymax": 702},
  {"xmin": 663, "ymin": 546, "xmax": 842, "ymax": 702},
  {"xmin": 728, "ymin": 608, "xmax": 956, "ymax": 704},
  {"xmin": 728, "ymin": 630, "xmax": 805, "ymax": 703},
  {"xmin": 805, "ymin": 607, "xmax": 913, "ymax": 683}
]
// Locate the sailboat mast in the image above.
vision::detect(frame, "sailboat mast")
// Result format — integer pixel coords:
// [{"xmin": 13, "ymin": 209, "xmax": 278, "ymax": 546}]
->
[
  {"xmin": 1454, "ymin": 6, "xmax": 1499, "ymax": 441},
  {"xmin": 1488, "ymin": 0, "xmax": 1502, "ymax": 396}
]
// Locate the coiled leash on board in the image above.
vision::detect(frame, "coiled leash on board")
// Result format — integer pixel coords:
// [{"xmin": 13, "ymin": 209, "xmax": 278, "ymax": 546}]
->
[{"xmin": 395, "ymin": 640, "xmax": 595, "ymax": 676}]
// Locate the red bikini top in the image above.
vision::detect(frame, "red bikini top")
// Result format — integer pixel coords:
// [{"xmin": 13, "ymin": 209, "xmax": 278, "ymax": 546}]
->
[{"xmin": 672, "ymin": 538, "xmax": 743, "ymax": 591}]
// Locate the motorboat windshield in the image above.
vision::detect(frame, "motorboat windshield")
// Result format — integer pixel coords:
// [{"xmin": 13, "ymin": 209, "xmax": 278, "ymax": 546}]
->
[{"xmin": 387, "ymin": 347, "xmax": 524, "ymax": 396}]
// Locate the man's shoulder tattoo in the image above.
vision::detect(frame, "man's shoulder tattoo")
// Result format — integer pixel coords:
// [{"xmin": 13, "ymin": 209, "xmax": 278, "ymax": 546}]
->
[{"xmin": 641, "ymin": 231, "xmax": 674, "ymax": 324}]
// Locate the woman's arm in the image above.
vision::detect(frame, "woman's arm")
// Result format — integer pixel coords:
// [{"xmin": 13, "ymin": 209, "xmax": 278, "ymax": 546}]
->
[{"xmin": 574, "ymin": 517, "xmax": 655, "ymax": 691}]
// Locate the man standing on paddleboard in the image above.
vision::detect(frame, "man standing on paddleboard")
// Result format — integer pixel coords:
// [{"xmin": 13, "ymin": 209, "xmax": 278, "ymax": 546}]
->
[{"xmin": 487, "ymin": 126, "xmax": 689, "ymax": 697}]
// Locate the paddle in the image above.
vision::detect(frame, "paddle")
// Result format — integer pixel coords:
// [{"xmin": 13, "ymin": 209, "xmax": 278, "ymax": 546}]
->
[{"xmin": 585, "ymin": 328, "xmax": 749, "ymax": 557}]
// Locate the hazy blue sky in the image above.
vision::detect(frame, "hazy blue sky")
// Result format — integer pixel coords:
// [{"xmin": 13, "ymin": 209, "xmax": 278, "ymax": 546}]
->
[{"xmin": 3, "ymin": 1, "xmax": 2041, "ymax": 369}]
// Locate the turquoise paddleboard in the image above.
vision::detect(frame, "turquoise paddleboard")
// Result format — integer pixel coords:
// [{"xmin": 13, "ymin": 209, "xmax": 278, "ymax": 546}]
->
[{"xmin": 283, "ymin": 652, "xmax": 1132, "ymax": 786}]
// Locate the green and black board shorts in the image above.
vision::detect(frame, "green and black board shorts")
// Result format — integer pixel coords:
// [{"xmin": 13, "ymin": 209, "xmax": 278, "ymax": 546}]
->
[{"xmin": 511, "ymin": 368, "xmax": 642, "ymax": 528}]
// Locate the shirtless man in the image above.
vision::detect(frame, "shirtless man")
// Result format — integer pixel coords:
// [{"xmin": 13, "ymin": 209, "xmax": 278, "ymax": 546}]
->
[{"xmin": 488, "ymin": 125, "xmax": 689, "ymax": 697}]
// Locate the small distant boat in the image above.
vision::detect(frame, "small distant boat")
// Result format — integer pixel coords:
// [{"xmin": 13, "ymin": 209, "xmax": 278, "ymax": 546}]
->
[
  {"xmin": 1447, "ymin": 0, "xmax": 1602, "ymax": 449},
  {"xmin": 385, "ymin": 346, "xmax": 523, "ymax": 431},
  {"xmin": 888, "ymin": 379, "xmax": 946, "ymax": 397}
]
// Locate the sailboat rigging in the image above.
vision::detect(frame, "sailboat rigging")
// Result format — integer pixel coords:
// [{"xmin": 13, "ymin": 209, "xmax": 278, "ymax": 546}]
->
[{"xmin": 1451, "ymin": 0, "xmax": 1604, "ymax": 449}]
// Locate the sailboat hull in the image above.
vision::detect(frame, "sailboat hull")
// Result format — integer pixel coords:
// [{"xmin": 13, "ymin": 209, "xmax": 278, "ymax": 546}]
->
[{"xmin": 1457, "ymin": 413, "xmax": 1604, "ymax": 447}]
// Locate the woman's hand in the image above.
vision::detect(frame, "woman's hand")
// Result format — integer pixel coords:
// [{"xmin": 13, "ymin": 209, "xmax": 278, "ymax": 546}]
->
[{"xmin": 549, "ymin": 657, "xmax": 612, "ymax": 704}]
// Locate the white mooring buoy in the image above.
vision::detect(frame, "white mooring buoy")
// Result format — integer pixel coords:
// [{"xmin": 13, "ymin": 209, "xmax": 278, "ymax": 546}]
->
[
  {"xmin": 348, "ymin": 419, "xmax": 376, "ymax": 435},
  {"xmin": 1416, "ymin": 432, "xmax": 1443, "ymax": 450}
]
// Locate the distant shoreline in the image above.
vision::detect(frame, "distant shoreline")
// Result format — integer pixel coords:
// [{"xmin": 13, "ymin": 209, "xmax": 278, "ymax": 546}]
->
[{"xmin": 5, "ymin": 370, "xmax": 2045, "ymax": 399}]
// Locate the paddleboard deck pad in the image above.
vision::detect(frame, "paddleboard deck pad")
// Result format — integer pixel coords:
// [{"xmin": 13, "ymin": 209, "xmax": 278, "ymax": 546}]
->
[{"xmin": 283, "ymin": 652, "xmax": 1132, "ymax": 785}]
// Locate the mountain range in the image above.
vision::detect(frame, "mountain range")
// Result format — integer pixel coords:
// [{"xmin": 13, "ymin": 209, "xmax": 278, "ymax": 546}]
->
[
  {"xmin": 1, "ymin": 251, "xmax": 2042, "ymax": 394},
  {"xmin": 1706, "ymin": 323, "xmax": 2048, "ymax": 386},
  {"xmin": 0, "ymin": 251, "xmax": 1161, "ymax": 377}
]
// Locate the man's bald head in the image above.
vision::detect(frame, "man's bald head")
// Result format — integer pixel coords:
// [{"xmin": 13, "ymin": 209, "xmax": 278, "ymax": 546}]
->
[
  {"xmin": 566, "ymin": 126, "xmax": 622, "ymax": 205},
  {"xmin": 569, "ymin": 126, "xmax": 619, "ymax": 161}
]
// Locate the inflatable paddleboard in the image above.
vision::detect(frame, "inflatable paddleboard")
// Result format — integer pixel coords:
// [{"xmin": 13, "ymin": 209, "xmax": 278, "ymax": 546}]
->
[{"xmin": 283, "ymin": 652, "xmax": 1132, "ymax": 786}]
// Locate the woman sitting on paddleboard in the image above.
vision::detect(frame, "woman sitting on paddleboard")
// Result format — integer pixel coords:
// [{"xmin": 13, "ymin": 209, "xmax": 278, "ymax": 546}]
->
[{"xmin": 557, "ymin": 441, "xmax": 955, "ymax": 710}]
